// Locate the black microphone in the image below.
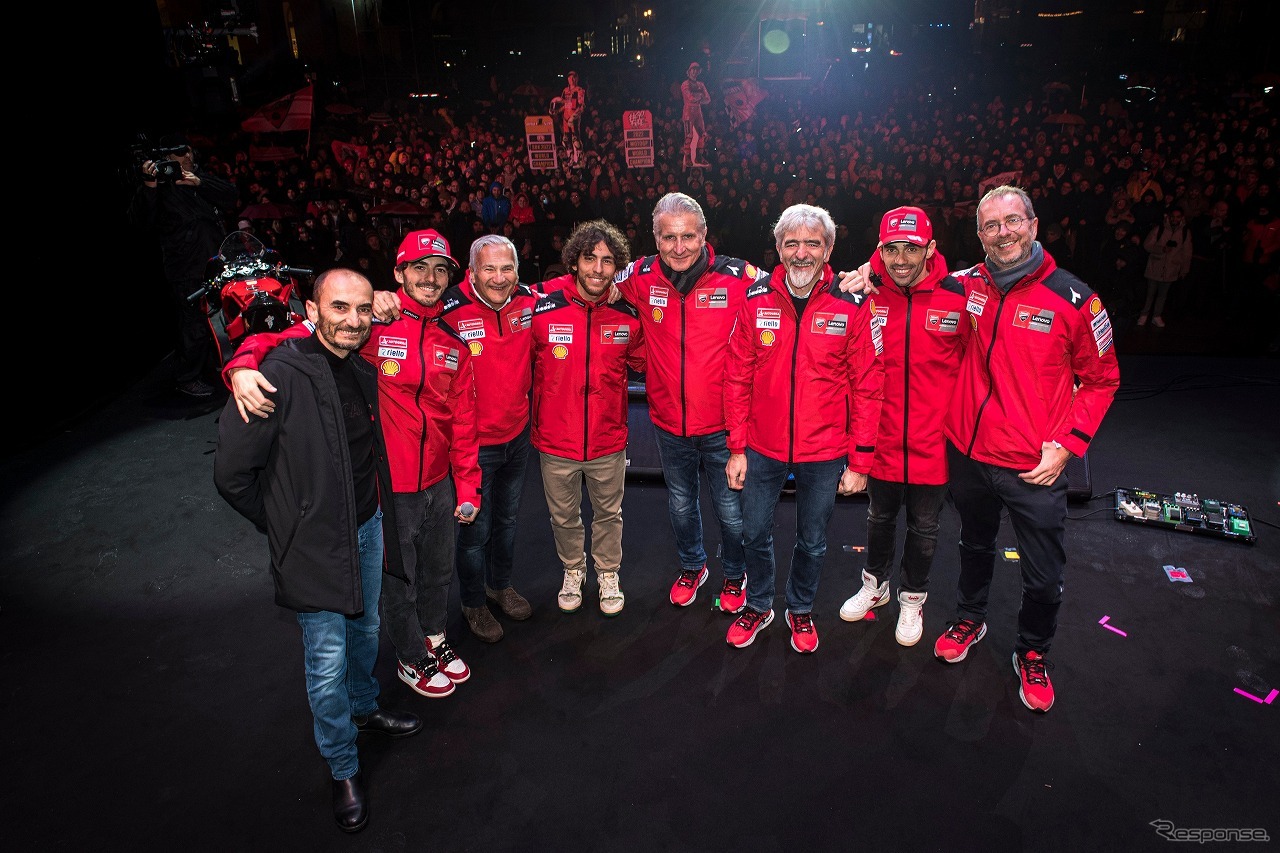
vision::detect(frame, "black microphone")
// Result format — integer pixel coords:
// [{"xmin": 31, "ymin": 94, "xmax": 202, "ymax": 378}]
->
[{"xmin": 459, "ymin": 502, "xmax": 476, "ymax": 519}]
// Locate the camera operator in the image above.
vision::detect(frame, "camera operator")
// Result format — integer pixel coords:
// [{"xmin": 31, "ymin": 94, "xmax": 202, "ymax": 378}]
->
[{"xmin": 129, "ymin": 133, "xmax": 237, "ymax": 397}]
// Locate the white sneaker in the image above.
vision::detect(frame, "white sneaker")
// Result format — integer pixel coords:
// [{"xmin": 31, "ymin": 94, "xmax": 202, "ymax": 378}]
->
[
  {"xmin": 895, "ymin": 590, "xmax": 928, "ymax": 646},
  {"xmin": 598, "ymin": 572, "xmax": 625, "ymax": 616},
  {"xmin": 839, "ymin": 569, "xmax": 889, "ymax": 622},
  {"xmin": 558, "ymin": 569, "xmax": 586, "ymax": 613}
]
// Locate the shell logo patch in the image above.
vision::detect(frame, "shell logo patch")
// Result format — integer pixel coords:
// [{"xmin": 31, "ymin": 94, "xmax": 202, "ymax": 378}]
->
[
  {"xmin": 380, "ymin": 360, "xmax": 401, "ymax": 376},
  {"xmin": 552, "ymin": 344, "xmax": 569, "ymax": 360},
  {"xmin": 759, "ymin": 329, "xmax": 776, "ymax": 347},
  {"xmin": 468, "ymin": 341, "xmax": 483, "ymax": 356},
  {"xmin": 651, "ymin": 306, "xmax": 664, "ymax": 323},
  {"xmin": 1088, "ymin": 295, "xmax": 1103, "ymax": 316},
  {"xmin": 745, "ymin": 263, "xmax": 758, "ymax": 279}
]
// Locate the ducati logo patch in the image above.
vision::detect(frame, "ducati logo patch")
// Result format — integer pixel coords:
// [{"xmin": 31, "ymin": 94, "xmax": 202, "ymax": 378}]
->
[
  {"xmin": 433, "ymin": 344, "xmax": 460, "ymax": 371},
  {"xmin": 695, "ymin": 286, "xmax": 729, "ymax": 308},
  {"xmin": 926, "ymin": 309, "xmax": 961, "ymax": 334},
  {"xmin": 812, "ymin": 312, "xmax": 848, "ymax": 335},
  {"xmin": 601, "ymin": 324, "xmax": 631, "ymax": 345},
  {"xmin": 1011, "ymin": 304, "xmax": 1054, "ymax": 333}
]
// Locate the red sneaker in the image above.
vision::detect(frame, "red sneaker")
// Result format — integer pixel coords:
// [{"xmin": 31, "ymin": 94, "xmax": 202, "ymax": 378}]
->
[
  {"xmin": 426, "ymin": 637, "xmax": 471, "ymax": 684},
  {"xmin": 1013, "ymin": 650, "xmax": 1055, "ymax": 712},
  {"xmin": 396, "ymin": 658, "xmax": 455, "ymax": 698},
  {"xmin": 718, "ymin": 575, "xmax": 747, "ymax": 614},
  {"xmin": 726, "ymin": 607, "xmax": 774, "ymax": 648},
  {"xmin": 786, "ymin": 609, "xmax": 819, "ymax": 654},
  {"xmin": 933, "ymin": 619, "xmax": 987, "ymax": 663},
  {"xmin": 669, "ymin": 565, "xmax": 709, "ymax": 607}
]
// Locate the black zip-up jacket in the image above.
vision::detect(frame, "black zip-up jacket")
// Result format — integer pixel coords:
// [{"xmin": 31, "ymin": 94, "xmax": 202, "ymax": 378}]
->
[{"xmin": 214, "ymin": 339, "xmax": 406, "ymax": 615}]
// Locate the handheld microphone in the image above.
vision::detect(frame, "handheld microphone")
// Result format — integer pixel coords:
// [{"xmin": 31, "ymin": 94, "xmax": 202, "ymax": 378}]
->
[{"xmin": 459, "ymin": 502, "xmax": 476, "ymax": 519}]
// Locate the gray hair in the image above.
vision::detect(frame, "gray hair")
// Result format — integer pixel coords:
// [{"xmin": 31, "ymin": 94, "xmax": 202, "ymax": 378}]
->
[
  {"xmin": 468, "ymin": 234, "xmax": 519, "ymax": 278},
  {"xmin": 976, "ymin": 185, "xmax": 1036, "ymax": 228},
  {"xmin": 772, "ymin": 204, "xmax": 836, "ymax": 249},
  {"xmin": 651, "ymin": 192, "xmax": 707, "ymax": 239}
]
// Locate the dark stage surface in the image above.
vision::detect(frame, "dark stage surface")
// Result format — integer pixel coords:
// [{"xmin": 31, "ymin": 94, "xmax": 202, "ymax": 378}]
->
[{"xmin": 3, "ymin": 353, "xmax": 1278, "ymax": 852}]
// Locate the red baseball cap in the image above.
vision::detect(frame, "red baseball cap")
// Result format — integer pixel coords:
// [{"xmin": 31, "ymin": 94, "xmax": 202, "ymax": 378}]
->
[
  {"xmin": 878, "ymin": 206, "xmax": 933, "ymax": 247},
  {"xmin": 396, "ymin": 229, "xmax": 459, "ymax": 270}
]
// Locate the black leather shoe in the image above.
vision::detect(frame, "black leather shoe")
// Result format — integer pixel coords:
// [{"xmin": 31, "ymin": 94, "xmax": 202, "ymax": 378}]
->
[
  {"xmin": 332, "ymin": 772, "xmax": 368, "ymax": 833},
  {"xmin": 352, "ymin": 707, "xmax": 422, "ymax": 738}
]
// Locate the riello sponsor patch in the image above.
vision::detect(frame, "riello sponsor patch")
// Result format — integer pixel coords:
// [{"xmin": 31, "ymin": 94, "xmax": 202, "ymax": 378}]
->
[
  {"xmin": 755, "ymin": 307, "xmax": 781, "ymax": 330},
  {"xmin": 456, "ymin": 317, "xmax": 485, "ymax": 340},
  {"xmin": 1011, "ymin": 304, "xmax": 1054, "ymax": 333},
  {"xmin": 548, "ymin": 323, "xmax": 574, "ymax": 344},
  {"xmin": 377, "ymin": 335, "xmax": 409, "ymax": 360}
]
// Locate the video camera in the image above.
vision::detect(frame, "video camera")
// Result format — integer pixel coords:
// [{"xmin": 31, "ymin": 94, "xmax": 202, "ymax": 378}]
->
[{"xmin": 131, "ymin": 133, "xmax": 190, "ymax": 183}]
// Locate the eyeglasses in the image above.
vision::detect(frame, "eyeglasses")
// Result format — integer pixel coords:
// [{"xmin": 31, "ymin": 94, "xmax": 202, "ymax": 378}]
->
[{"xmin": 979, "ymin": 215, "xmax": 1034, "ymax": 237}]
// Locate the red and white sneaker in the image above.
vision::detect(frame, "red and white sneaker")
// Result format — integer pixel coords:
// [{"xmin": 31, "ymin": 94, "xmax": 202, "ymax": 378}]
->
[
  {"xmin": 1013, "ymin": 650, "xmax": 1055, "ymax": 712},
  {"xmin": 933, "ymin": 618, "xmax": 987, "ymax": 663},
  {"xmin": 786, "ymin": 610, "xmax": 819, "ymax": 654},
  {"xmin": 718, "ymin": 575, "xmax": 747, "ymax": 614},
  {"xmin": 397, "ymin": 658, "xmax": 455, "ymax": 698},
  {"xmin": 669, "ymin": 565, "xmax": 709, "ymax": 607},
  {"xmin": 426, "ymin": 637, "xmax": 471, "ymax": 684},
  {"xmin": 726, "ymin": 607, "xmax": 774, "ymax": 648}
]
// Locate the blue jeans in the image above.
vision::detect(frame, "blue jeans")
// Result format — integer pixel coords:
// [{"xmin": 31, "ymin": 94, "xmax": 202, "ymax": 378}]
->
[
  {"xmin": 386, "ymin": 477, "xmax": 456, "ymax": 659},
  {"xmin": 740, "ymin": 449, "xmax": 846, "ymax": 614},
  {"xmin": 866, "ymin": 477, "xmax": 948, "ymax": 593},
  {"xmin": 946, "ymin": 442, "xmax": 1068, "ymax": 655},
  {"xmin": 295, "ymin": 509, "xmax": 384, "ymax": 781},
  {"xmin": 653, "ymin": 426, "xmax": 744, "ymax": 577},
  {"xmin": 457, "ymin": 426, "xmax": 532, "ymax": 607}
]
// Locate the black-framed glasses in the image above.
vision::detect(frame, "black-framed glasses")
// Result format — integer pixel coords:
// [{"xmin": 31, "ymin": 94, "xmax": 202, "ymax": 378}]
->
[{"xmin": 979, "ymin": 215, "xmax": 1033, "ymax": 237}]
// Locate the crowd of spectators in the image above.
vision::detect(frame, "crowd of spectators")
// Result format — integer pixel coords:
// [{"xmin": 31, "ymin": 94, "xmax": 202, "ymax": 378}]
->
[{"xmin": 195, "ymin": 65, "xmax": 1278, "ymax": 352}]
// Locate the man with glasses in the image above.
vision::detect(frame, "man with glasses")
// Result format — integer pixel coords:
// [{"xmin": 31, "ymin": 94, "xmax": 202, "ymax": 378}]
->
[
  {"xmin": 841, "ymin": 187, "xmax": 1120, "ymax": 712},
  {"xmin": 836, "ymin": 208, "xmax": 968, "ymax": 648}
]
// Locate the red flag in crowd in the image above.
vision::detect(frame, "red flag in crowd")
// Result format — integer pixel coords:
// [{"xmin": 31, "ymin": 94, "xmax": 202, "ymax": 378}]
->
[{"xmin": 241, "ymin": 85, "xmax": 314, "ymax": 133}]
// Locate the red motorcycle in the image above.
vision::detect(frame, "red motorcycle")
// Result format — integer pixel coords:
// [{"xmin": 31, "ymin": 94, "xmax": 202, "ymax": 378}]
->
[{"xmin": 190, "ymin": 231, "xmax": 312, "ymax": 366}]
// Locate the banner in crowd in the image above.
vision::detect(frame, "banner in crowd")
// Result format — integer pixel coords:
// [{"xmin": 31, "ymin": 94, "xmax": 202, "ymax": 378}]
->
[
  {"xmin": 622, "ymin": 110, "xmax": 654, "ymax": 169},
  {"xmin": 241, "ymin": 84, "xmax": 314, "ymax": 133},
  {"xmin": 525, "ymin": 115, "xmax": 558, "ymax": 171},
  {"xmin": 724, "ymin": 78, "xmax": 768, "ymax": 129},
  {"xmin": 979, "ymin": 170, "xmax": 1023, "ymax": 197},
  {"xmin": 331, "ymin": 139, "xmax": 369, "ymax": 166}
]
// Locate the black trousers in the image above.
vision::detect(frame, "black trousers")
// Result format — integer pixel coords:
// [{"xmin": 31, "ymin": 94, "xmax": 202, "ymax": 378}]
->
[
  {"xmin": 946, "ymin": 442, "xmax": 1068, "ymax": 655},
  {"xmin": 865, "ymin": 477, "xmax": 948, "ymax": 593}
]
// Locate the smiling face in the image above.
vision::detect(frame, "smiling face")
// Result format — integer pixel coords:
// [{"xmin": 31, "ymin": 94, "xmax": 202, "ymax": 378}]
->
[
  {"xmin": 977, "ymin": 191, "xmax": 1038, "ymax": 270},
  {"xmin": 572, "ymin": 240, "xmax": 618, "ymax": 301},
  {"xmin": 879, "ymin": 240, "xmax": 935, "ymax": 289},
  {"xmin": 778, "ymin": 224, "xmax": 831, "ymax": 295},
  {"xmin": 396, "ymin": 257, "xmax": 454, "ymax": 307},
  {"xmin": 471, "ymin": 243, "xmax": 519, "ymax": 308},
  {"xmin": 308, "ymin": 270, "xmax": 374, "ymax": 357},
  {"xmin": 654, "ymin": 212, "xmax": 706, "ymax": 273}
]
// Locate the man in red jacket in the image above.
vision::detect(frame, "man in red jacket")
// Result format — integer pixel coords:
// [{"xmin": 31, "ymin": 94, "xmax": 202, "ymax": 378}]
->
[
  {"xmin": 437, "ymin": 235, "xmax": 539, "ymax": 642},
  {"xmin": 935, "ymin": 186, "xmax": 1120, "ymax": 712},
  {"xmin": 612, "ymin": 192, "xmax": 766, "ymax": 613},
  {"xmin": 532, "ymin": 220, "xmax": 646, "ymax": 616},
  {"xmin": 723, "ymin": 204, "xmax": 884, "ymax": 653},
  {"xmin": 840, "ymin": 188, "xmax": 1120, "ymax": 710},
  {"xmin": 837, "ymin": 207, "xmax": 968, "ymax": 647},
  {"xmin": 225, "ymin": 230, "xmax": 482, "ymax": 701}
]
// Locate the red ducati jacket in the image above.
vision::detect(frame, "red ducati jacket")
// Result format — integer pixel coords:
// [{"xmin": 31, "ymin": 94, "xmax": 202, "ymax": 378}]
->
[
  {"xmin": 866, "ymin": 250, "xmax": 969, "ymax": 485},
  {"xmin": 224, "ymin": 289, "xmax": 481, "ymax": 507},
  {"xmin": 613, "ymin": 246, "xmax": 768, "ymax": 437},
  {"xmin": 724, "ymin": 265, "xmax": 884, "ymax": 469},
  {"xmin": 437, "ymin": 275, "xmax": 537, "ymax": 446},
  {"xmin": 530, "ymin": 278, "xmax": 647, "ymax": 461},
  {"xmin": 944, "ymin": 249, "xmax": 1120, "ymax": 469}
]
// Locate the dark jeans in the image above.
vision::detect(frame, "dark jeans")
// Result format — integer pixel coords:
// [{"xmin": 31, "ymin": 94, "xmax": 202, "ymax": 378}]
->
[
  {"xmin": 172, "ymin": 275, "xmax": 215, "ymax": 382},
  {"xmin": 946, "ymin": 442, "xmax": 1067, "ymax": 655},
  {"xmin": 740, "ymin": 448, "xmax": 846, "ymax": 615},
  {"xmin": 653, "ymin": 426, "xmax": 745, "ymax": 577},
  {"xmin": 866, "ymin": 477, "xmax": 948, "ymax": 593},
  {"xmin": 457, "ymin": 426, "xmax": 531, "ymax": 607},
  {"xmin": 385, "ymin": 477, "xmax": 457, "ymax": 662}
]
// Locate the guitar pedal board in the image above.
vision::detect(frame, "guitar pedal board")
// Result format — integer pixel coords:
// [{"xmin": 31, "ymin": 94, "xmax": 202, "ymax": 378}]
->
[{"xmin": 1115, "ymin": 487, "xmax": 1256, "ymax": 544}]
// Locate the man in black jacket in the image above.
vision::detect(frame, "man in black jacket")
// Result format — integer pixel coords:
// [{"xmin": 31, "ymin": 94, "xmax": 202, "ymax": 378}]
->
[
  {"xmin": 129, "ymin": 133, "xmax": 237, "ymax": 397},
  {"xmin": 214, "ymin": 268, "xmax": 420, "ymax": 834}
]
